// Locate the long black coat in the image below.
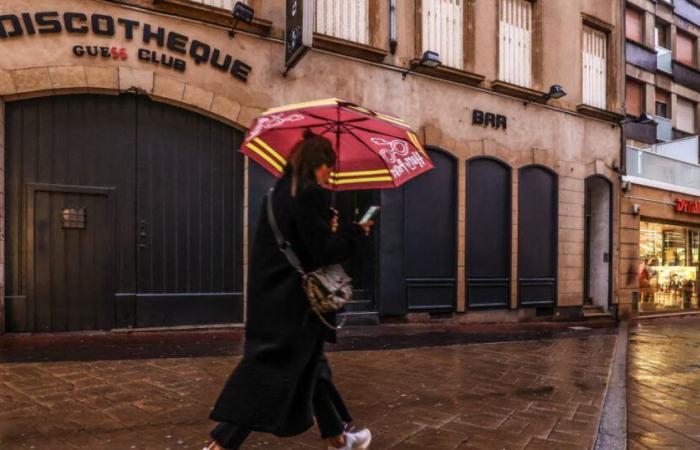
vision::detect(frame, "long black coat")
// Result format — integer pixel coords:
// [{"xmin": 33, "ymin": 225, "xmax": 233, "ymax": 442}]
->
[{"xmin": 210, "ymin": 174, "xmax": 362, "ymax": 436}]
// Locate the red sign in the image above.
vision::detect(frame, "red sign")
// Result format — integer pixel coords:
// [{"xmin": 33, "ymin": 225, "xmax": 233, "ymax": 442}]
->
[{"xmin": 675, "ymin": 198, "xmax": 700, "ymax": 215}]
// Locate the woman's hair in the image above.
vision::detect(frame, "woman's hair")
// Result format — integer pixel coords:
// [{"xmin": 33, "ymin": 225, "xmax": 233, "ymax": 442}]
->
[{"xmin": 287, "ymin": 129, "xmax": 336, "ymax": 196}]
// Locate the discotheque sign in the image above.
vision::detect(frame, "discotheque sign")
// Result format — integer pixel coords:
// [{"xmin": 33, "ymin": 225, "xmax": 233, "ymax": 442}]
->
[{"xmin": 0, "ymin": 11, "xmax": 252, "ymax": 82}]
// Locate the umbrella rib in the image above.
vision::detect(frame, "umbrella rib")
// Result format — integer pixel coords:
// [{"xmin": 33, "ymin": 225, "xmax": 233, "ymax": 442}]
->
[
  {"xmin": 342, "ymin": 125, "xmax": 391, "ymax": 166},
  {"xmin": 344, "ymin": 123, "xmax": 413, "ymax": 142}
]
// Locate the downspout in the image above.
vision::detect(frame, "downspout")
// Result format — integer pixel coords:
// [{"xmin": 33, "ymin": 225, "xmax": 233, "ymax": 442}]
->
[{"xmin": 389, "ymin": 0, "xmax": 397, "ymax": 54}]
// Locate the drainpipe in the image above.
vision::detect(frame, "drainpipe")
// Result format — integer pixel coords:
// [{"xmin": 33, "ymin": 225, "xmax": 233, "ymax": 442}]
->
[{"xmin": 389, "ymin": 0, "xmax": 397, "ymax": 54}]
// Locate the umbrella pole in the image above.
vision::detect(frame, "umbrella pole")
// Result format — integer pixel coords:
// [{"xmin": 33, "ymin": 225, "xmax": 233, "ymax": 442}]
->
[{"xmin": 331, "ymin": 116, "xmax": 340, "ymax": 207}]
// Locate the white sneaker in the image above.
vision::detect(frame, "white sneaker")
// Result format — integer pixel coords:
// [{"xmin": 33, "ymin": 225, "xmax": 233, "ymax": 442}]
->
[{"xmin": 329, "ymin": 428, "xmax": 372, "ymax": 450}]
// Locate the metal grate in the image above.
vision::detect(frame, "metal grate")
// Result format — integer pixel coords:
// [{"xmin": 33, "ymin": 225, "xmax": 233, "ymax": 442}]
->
[{"xmin": 61, "ymin": 208, "xmax": 86, "ymax": 230}]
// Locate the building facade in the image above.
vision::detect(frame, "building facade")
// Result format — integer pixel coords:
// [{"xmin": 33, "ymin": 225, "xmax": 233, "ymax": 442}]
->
[
  {"xmin": 0, "ymin": 0, "xmax": 623, "ymax": 334},
  {"xmin": 623, "ymin": 0, "xmax": 700, "ymax": 316}
]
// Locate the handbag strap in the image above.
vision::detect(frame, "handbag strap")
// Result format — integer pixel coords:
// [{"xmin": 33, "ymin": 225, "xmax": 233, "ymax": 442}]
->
[{"xmin": 266, "ymin": 188, "xmax": 305, "ymax": 275}]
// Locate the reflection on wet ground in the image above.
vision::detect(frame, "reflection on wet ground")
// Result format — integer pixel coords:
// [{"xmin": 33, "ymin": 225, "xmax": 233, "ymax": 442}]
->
[
  {"xmin": 628, "ymin": 317, "xmax": 700, "ymax": 449},
  {"xmin": 0, "ymin": 331, "xmax": 615, "ymax": 449}
]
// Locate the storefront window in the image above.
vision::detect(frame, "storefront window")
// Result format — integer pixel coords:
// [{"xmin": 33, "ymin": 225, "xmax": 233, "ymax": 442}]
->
[{"xmin": 638, "ymin": 221, "xmax": 700, "ymax": 313}]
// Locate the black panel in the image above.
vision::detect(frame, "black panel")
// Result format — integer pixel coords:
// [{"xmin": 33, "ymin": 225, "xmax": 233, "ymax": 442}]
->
[
  {"xmin": 625, "ymin": 41, "xmax": 657, "ymax": 73},
  {"xmin": 135, "ymin": 96, "xmax": 244, "ymax": 327},
  {"xmin": 466, "ymin": 158, "xmax": 511, "ymax": 308},
  {"xmin": 673, "ymin": 61, "xmax": 700, "ymax": 92},
  {"xmin": 676, "ymin": 0, "xmax": 700, "ymax": 27},
  {"xmin": 518, "ymin": 166, "xmax": 558, "ymax": 307},
  {"xmin": 377, "ymin": 188, "xmax": 405, "ymax": 316},
  {"xmin": 623, "ymin": 121, "xmax": 657, "ymax": 145},
  {"xmin": 404, "ymin": 149, "xmax": 457, "ymax": 312},
  {"xmin": 5, "ymin": 94, "xmax": 244, "ymax": 332}
]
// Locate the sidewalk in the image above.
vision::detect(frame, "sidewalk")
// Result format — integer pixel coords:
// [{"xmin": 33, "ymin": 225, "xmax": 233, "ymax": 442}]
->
[
  {"xmin": 628, "ymin": 316, "xmax": 700, "ymax": 449},
  {"xmin": 0, "ymin": 324, "xmax": 617, "ymax": 449}
]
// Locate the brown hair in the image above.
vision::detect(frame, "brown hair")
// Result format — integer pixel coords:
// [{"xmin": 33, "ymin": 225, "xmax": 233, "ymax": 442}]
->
[{"xmin": 286, "ymin": 130, "xmax": 336, "ymax": 196}]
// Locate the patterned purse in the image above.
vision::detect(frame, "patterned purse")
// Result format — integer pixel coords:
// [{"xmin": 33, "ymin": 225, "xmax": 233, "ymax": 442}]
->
[{"xmin": 266, "ymin": 189, "xmax": 352, "ymax": 329}]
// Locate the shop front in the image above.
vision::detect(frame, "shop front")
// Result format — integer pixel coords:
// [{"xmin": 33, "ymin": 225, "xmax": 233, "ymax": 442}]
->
[{"xmin": 620, "ymin": 182, "xmax": 700, "ymax": 317}]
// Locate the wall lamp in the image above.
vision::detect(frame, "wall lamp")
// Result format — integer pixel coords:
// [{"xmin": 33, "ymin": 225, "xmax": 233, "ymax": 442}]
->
[
  {"xmin": 524, "ymin": 84, "xmax": 567, "ymax": 106},
  {"xmin": 229, "ymin": 1, "xmax": 254, "ymax": 38},
  {"xmin": 620, "ymin": 112, "xmax": 656, "ymax": 125},
  {"xmin": 402, "ymin": 51, "xmax": 441, "ymax": 79}
]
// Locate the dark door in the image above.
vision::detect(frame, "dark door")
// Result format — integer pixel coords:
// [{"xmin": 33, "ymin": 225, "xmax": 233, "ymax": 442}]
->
[
  {"xmin": 335, "ymin": 190, "xmax": 379, "ymax": 312},
  {"xmin": 28, "ymin": 186, "xmax": 114, "ymax": 332},
  {"xmin": 518, "ymin": 166, "xmax": 558, "ymax": 307},
  {"xmin": 5, "ymin": 94, "xmax": 244, "ymax": 332},
  {"xmin": 133, "ymin": 97, "xmax": 244, "ymax": 327},
  {"xmin": 466, "ymin": 158, "xmax": 511, "ymax": 308},
  {"xmin": 404, "ymin": 149, "xmax": 457, "ymax": 312}
]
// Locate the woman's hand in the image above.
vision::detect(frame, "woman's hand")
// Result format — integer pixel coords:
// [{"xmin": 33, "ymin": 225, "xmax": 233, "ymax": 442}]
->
[
  {"xmin": 330, "ymin": 208, "xmax": 339, "ymax": 233},
  {"xmin": 358, "ymin": 220, "xmax": 374, "ymax": 236}
]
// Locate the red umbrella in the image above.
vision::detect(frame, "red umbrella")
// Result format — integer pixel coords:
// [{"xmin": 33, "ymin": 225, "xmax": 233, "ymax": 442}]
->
[{"xmin": 241, "ymin": 98, "xmax": 433, "ymax": 191}]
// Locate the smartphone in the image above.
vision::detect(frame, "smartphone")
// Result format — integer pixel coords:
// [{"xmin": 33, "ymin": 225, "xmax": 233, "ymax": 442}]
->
[{"xmin": 359, "ymin": 205, "xmax": 380, "ymax": 224}]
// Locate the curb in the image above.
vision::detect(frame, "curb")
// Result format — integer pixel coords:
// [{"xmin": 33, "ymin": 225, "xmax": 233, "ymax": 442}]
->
[{"xmin": 594, "ymin": 321, "xmax": 628, "ymax": 450}]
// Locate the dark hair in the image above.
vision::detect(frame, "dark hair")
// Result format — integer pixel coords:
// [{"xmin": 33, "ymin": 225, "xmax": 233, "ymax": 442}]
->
[{"xmin": 287, "ymin": 130, "xmax": 336, "ymax": 196}]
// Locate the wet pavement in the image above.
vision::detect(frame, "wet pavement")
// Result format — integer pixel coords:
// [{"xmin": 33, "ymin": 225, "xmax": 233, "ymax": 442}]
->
[
  {"xmin": 628, "ymin": 316, "xmax": 700, "ymax": 449},
  {"xmin": 0, "ymin": 326, "xmax": 615, "ymax": 450}
]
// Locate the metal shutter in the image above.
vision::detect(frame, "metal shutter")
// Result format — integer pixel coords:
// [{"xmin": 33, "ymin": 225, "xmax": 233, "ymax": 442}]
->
[
  {"xmin": 499, "ymin": 0, "xmax": 532, "ymax": 88},
  {"xmin": 583, "ymin": 26, "xmax": 607, "ymax": 109},
  {"xmin": 422, "ymin": 0, "xmax": 464, "ymax": 70},
  {"xmin": 316, "ymin": 0, "xmax": 369, "ymax": 45}
]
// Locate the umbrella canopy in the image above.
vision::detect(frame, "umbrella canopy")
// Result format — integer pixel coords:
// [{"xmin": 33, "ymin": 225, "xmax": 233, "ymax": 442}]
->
[{"xmin": 241, "ymin": 98, "xmax": 433, "ymax": 191}]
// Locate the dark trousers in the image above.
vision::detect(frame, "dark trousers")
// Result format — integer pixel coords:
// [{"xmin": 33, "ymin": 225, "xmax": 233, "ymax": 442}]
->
[{"xmin": 210, "ymin": 356, "xmax": 352, "ymax": 449}]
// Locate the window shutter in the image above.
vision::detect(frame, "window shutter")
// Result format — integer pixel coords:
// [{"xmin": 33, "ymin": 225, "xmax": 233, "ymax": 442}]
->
[
  {"xmin": 677, "ymin": 97, "xmax": 697, "ymax": 134},
  {"xmin": 191, "ymin": 0, "xmax": 238, "ymax": 9},
  {"xmin": 316, "ymin": 0, "xmax": 369, "ymax": 45},
  {"xmin": 625, "ymin": 79, "xmax": 644, "ymax": 117},
  {"xmin": 625, "ymin": 8, "xmax": 643, "ymax": 43},
  {"xmin": 499, "ymin": 0, "xmax": 532, "ymax": 88},
  {"xmin": 582, "ymin": 26, "xmax": 607, "ymax": 110},
  {"xmin": 422, "ymin": 0, "xmax": 464, "ymax": 70},
  {"xmin": 676, "ymin": 32, "xmax": 696, "ymax": 67}
]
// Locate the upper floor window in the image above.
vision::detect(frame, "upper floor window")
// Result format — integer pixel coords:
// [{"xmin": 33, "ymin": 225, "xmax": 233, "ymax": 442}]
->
[
  {"xmin": 316, "ymin": 0, "xmax": 369, "ymax": 45},
  {"xmin": 499, "ymin": 0, "xmax": 532, "ymax": 88},
  {"xmin": 625, "ymin": 78, "xmax": 644, "ymax": 117},
  {"xmin": 422, "ymin": 0, "xmax": 464, "ymax": 70},
  {"xmin": 677, "ymin": 97, "xmax": 697, "ymax": 134},
  {"xmin": 625, "ymin": 7, "xmax": 643, "ymax": 43},
  {"xmin": 582, "ymin": 26, "xmax": 607, "ymax": 110},
  {"xmin": 655, "ymin": 89, "xmax": 670, "ymax": 119},
  {"xmin": 655, "ymin": 20, "xmax": 670, "ymax": 49},
  {"xmin": 676, "ymin": 31, "xmax": 697, "ymax": 67}
]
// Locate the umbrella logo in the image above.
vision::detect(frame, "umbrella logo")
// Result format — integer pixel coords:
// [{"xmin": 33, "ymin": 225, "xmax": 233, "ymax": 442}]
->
[
  {"xmin": 371, "ymin": 137, "xmax": 411, "ymax": 164},
  {"xmin": 248, "ymin": 113, "xmax": 305, "ymax": 141}
]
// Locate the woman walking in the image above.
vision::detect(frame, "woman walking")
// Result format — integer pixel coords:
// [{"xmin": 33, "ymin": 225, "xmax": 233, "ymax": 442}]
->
[{"xmin": 206, "ymin": 131, "xmax": 373, "ymax": 450}]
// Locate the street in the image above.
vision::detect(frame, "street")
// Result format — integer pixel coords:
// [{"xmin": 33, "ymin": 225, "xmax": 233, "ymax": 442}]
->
[
  {"xmin": 0, "ymin": 327, "xmax": 615, "ymax": 450},
  {"xmin": 628, "ymin": 317, "xmax": 700, "ymax": 449}
]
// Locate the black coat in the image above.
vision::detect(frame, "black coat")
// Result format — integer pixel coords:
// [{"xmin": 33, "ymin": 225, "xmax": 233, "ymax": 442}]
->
[{"xmin": 210, "ymin": 174, "xmax": 362, "ymax": 436}]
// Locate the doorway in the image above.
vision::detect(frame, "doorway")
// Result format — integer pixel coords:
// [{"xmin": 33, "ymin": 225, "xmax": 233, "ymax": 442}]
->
[
  {"xmin": 5, "ymin": 94, "xmax": 245, "ymax": 332},
  {"xmin": 584, "ymin": 176, "xmax": 612, "ymax": 311}
]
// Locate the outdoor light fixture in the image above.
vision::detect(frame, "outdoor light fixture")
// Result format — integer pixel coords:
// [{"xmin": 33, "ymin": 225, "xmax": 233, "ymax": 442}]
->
[
  {"xmin": 229, "ymin": 1, "xmax": 254, "ymax": 38},
  {"xmin": 524, "ymin": 84, "xmax": 567, "ymax": 106},
  {"xmin": 402, "ymin": 51, "xmax": 442, "ymax": 79},
  {"xmin": 620, "ymin": 112, "xmax": 656, "ymax": 125}
]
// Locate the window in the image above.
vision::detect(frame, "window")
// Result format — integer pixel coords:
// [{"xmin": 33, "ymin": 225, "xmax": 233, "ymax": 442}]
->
[
  {"xmin": 422, "ymin": 0, "xmax": 464, "ymax": 70},
  {"xmin": 655, "ymin": 21, "xmax": 670, "ymax": 49},
  {"xmin": 655, "ymin": 89, "xmax": 670, "ymax": 118},
  {"xmin": 625, "ymin": 7, "xmax": 643, "ymax": 43},
  {"xmin": 316, "ymin": 0, "xmax": 369, "ymax": 45},
  {"xmin": 676, "ymin": 31, "xmax": 696, "ymax": 67},
  {"xmin": 499, "ymin": 0, "xmax": 532, "ymax": 88},
  {"xmin": 626, "ymin": 78, "xmax": 644, "ymax": 117},
  {"xmin": 191, "ymin": 0, "xmax": 242, "ymax": 8},
  {"xmin": 677, "ymin": 97, "xmax": 697, "ymax": 134},
  {"xmin": 582, "ymin": 26, "xmax": 607, "ymax": 109}
]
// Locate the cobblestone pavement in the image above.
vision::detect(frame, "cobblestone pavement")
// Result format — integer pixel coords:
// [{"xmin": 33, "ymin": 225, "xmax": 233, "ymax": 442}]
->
[
  {"xmin": 0, "ymin": 333, "xmax": 614, "ymax": 450},
  {"xmin": 628, "ymin": 317, "xmax": 700, "ymax": 449}
]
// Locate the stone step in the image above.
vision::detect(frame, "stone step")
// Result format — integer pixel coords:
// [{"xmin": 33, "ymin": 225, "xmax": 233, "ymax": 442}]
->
[{"xmin": 339, "ymin": 311, "xmax": 380, "ymax": 326}]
